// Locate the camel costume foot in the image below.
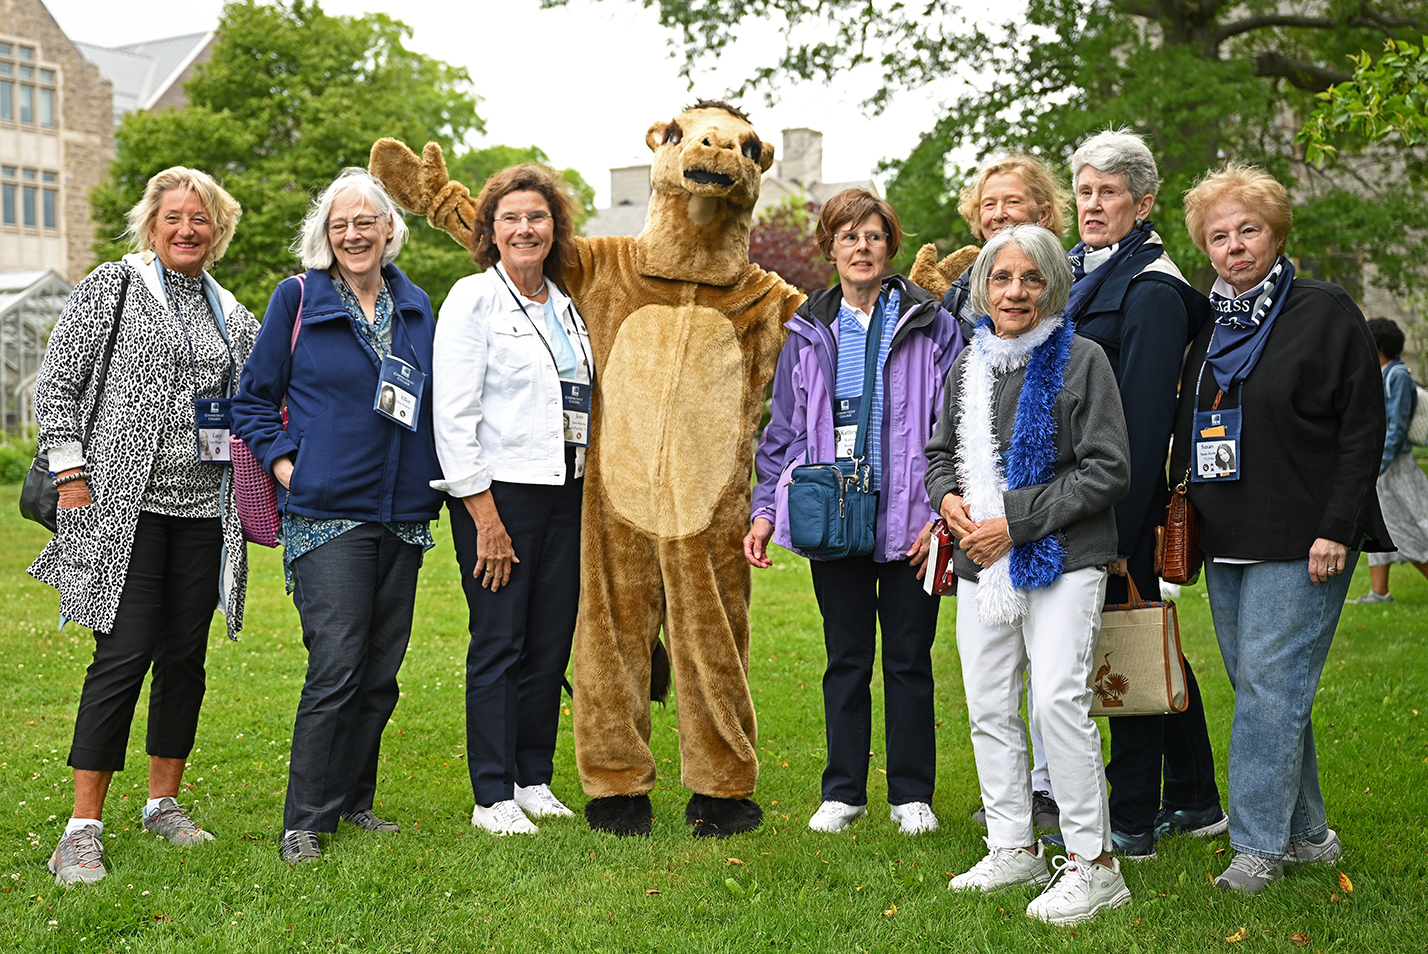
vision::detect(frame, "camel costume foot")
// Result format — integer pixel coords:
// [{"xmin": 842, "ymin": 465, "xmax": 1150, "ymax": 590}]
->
[
  {"xmin": 585, "ymin": 795, "xmax": 653, "ymax": 837},
  {"xmin": 685, "ymin": 794, "xmax": 763, "ymax": 838}
]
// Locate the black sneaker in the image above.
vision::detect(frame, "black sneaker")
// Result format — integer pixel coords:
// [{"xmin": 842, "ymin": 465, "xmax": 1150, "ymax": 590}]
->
[
  {"xmin": 1042, "ymin": 828, "xmax": 1155, "ymax": 861},
  {"xmin": 1032, "ymin": 790, "xmax": 1061, "ymax": 831},
  {"xmin": 1154, "ymin": 805, "xmax": 1228, "ymax": 839},
  {"xmin": 279, "ymin": 829, "xmax": 320, "ymax": 864},
  {"xmin": 341, "ymin": 809, "xmax": 400, "ymax": 833}
]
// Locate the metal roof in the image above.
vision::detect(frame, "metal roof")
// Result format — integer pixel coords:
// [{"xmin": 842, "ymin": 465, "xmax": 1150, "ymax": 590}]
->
[{"xmin": 76, "ymin": 31, "xmax": 213, "ymax": 118}]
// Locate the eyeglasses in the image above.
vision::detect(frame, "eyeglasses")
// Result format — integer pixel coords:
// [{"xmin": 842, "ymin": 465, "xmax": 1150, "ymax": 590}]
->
[
  {"xmin": 496, "ymin": 211, "xmax": 553, "ymax": 227},
  {"xmin": 325, "ymin": 213, "xmax": 387, "ymax": 236},
  {"xmin": 990, "ymin": 272, "xmax": 1047, "ymax": 290},
  {"xmin": 834, "ymin": 230, "xmax": 888, "ymax": 247}
]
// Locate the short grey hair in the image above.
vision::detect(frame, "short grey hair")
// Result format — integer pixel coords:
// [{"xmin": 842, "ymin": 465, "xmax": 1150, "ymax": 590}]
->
[
  {"xmin": 969, "ymin": 224, "xmax": 1072, "ymax": 321},
  {"xmin": 1071, "ymin": 128, "xmax": 1161, "ymax": 202},
  {"xmin": 293, "ymin": 168, "xmax": 409, "ymax": 270}
]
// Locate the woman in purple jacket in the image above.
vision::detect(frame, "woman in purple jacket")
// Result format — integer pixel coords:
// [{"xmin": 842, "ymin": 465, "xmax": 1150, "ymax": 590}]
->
[{"xmin": 744, "ymin": 188, "xmax": 964, "ymax": 835}]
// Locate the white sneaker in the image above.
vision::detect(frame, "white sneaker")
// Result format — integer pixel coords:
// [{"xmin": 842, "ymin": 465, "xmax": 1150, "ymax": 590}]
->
[
  {"xmin": 471, "ymin": 799, "xmax": 538, "ymax": 835},
  {"xmin": 948, "ymin": 840, "xmax": 1051, "ymax": 892},
  {"xmin": 807, "ymin": 800, "xmax": 866, "ymax": 833},
  {"xmin": 1025, "ymin": 854, "xmax": 1131, "ymax": 925},
  {"xmin": 514, "ymin": 783, "xmax": 574, "ymax": 818},
  {"xmin": 890, "ymin": 801, "xmax": 939, "ymax": 835}
]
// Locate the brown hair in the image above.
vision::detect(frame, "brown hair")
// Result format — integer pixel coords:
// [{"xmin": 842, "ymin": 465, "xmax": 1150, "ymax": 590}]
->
[
  {"xmin": 1183, "ymin": 163, "xmax": 1293, "ymax": 255},
  {"xmin": 472, "ymin": 163, "xmax": 578, "ymax": 276},
  {"xmin": 956, "ymin": 155, "xmax": 1071, "ymax": 241},
  {"xmin": 815, "ymin": 188, "xmax": 904, "ymax": 260}
]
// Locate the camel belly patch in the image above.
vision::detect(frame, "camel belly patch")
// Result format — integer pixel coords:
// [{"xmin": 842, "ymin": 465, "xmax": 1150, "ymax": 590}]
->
[{"xmin": 600, "ymin": 302, "xmax": 743, "ymax": 537}]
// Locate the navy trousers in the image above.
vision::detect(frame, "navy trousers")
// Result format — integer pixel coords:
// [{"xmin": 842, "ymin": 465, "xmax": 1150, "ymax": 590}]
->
[
  {"xmin": 450, "ymin": 451, "xmax": 581, "ymax": 808},
  {"xmin": 285, "ymin": 523, "xmax": 421, "ymax": 832},
  {"xmin": 808, "ymin": 555, "xmax": 941, "ymax": 806}
]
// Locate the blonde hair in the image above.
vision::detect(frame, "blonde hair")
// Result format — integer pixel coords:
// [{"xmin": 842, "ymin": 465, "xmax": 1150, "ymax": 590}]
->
[
  {"xmin": 957, "ymin": 156, "xmax": 1071, "ymax": 241},
  {"xmin": 1183, "ymin": 163, "xmax": 1293, "ymax": 255},
  {"xmin": 125, "ymin": 167, "xmax": 241, "ymax": 269}
]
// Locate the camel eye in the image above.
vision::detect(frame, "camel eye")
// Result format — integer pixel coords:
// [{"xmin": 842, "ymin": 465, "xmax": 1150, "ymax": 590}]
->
[
  {"xmin": 663, "ymin": 122, "xmax": 683, "ymax": 145},
  {"xmin": 741, "ymin": 136, "xmax": 762, "ymax": 163}
]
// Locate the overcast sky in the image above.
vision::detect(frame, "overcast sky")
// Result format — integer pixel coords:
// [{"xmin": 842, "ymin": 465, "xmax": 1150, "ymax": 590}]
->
[{"xmin": 43, "ymin": 0, "xmax": 987, "ymax": 206}]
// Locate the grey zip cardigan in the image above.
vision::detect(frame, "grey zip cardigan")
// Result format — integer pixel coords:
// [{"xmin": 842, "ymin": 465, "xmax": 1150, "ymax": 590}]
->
[{"xmin": 924, "ymin": 330, "xmax": 1132, "ymax": 583}]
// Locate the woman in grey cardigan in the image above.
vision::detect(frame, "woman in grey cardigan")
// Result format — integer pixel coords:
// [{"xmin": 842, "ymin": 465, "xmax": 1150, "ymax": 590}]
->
[
  {"xmin": 31, "ymin": 167, "xmax": 258, "ymax": 886},
  {"xmin": 925, "ymin": 225, "xmax": 1131, "ymax": 925}
]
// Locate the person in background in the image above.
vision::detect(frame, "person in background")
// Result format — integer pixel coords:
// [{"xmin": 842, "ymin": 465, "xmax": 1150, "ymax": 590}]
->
[
  {"xmin": 1347, "ymin": 318, "xmax": 1428, "ymax": 604},
  {"xmin": 1175, "ymin": 163, "xmax": 1390, "ymax": 893},
  {"xmin": 431, "ymin": 164, "xmax": 592, "ymax": 836},
  {"xmin": 746, "ymin": 188, "xmax": 963, "ymax": 836},
  {"xmin": 233, "ymin": 168, "xmax": 443, "ymax": 864},
  {"xmin": 926, "ymin": 225, "xmax": 1132, "ymax": 924},
  {"xmin": 32, "ymin": 167, "xmax": 258, "ymax": 885},
  {"xmin": 1057, "ymin": 128, "xmax": 1222, "ymax": 862}
]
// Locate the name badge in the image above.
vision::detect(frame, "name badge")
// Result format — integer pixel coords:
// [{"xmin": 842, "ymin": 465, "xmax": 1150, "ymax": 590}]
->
[
  {"xmin": 1192, "ymin": 408, "xmax": 1241, "ymax": 482},
  {"xmin": 194, "ymin": 398, "xmax": 232, "ymax": 464},
  {"xmin": 833, "ymin": 396, "xmax": 861, "ymax": 459},
  {"xmin": 375, "ymin": 355, "xmax": 426, "ymax": 432},
  {"xmin": 561, "ymin": 380, "xmax": 591, "ymax": 447}
]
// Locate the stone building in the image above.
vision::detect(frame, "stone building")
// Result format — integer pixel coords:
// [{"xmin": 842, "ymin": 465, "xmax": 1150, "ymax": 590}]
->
[{"xmin": 0, "ymin": 0, "xmax": 113, "ymax": 284}]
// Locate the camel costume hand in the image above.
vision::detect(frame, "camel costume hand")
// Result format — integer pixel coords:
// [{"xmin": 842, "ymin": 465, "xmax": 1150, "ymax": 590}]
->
[
  {"xmin": 907, "ymin": 243, "xmax": 980, "ymax": 300},
  {"xmin": 369, "ymin": 138, "xmax": 479, "ymax": 253}
]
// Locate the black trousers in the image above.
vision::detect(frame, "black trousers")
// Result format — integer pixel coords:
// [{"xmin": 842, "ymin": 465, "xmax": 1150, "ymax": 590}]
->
[
  {"xmin": 1104, "ymin": 516, "xmax": 1222, "ymax": 835},
  {"xmin": 450, "ymin": 450, "xmax": 582, "ymax": 807},
  {"xmin": 68, "ymin": 511, "xmax": 222, "ymax": 773},
  {"xmin": 808, "ymin": 554, "xmax": 941, "ymax": 806},
  {"xmin": 285, "ymin": 523, "xmax": 421, "ymax": 832}
]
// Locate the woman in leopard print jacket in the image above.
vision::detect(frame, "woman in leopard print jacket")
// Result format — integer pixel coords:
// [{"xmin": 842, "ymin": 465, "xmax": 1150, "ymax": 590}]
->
[{"xmin": 31, "ymin": 167, "xmax": 258, "ymax": 886}]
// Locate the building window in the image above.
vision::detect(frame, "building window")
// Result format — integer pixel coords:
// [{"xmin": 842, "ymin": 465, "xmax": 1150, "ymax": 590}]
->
[
  {"xmin": 0, "ymin": 43, "xmax": 57, "ymax": 128},
  {"xmin": 18, "ymin": 84, "xmax": 33, "ymax": 123},
  {"xmin": 43, "ymin": 188, "xmax": 56, "ymax": 228},
  {"xmin": 0, "ymin": 81, "xmax": 10, "ymax": 121},
  {"xmin": 22, "ymin": 186, "xmax": 36, "ymax": 226},
  {"xmin": 2, "ymin": 184, "xmax": 13, "ymax": 225},
  {"xmin": 18, "ymin": 46, "xmax": 33, "ymax": 60},
  {"xmin": 38, "ymin": 86, "xmax": 52, "ymax": 127}
]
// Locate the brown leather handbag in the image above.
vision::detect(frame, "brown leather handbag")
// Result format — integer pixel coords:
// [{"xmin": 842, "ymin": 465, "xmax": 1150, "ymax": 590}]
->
[{"xmin": 1155, "ymin": 467, "xmax": 1202, "ymax": 585}]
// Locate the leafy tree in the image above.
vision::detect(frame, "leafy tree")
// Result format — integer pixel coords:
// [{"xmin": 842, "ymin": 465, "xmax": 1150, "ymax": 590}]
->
[
  {"xmin": 1300, "ymin": 36, "xmax": 1428, "ymax": 165},
  {"xmin": 93, "ymin": 0, "xmax": 592, "ymax": 314},
  {"xmin": 748, "ymin": 198, "xmax": 831, "ymax": 293},
  {"xmin": 590, "ymin": 0, "xmax": 1428, "ymax": 292}
]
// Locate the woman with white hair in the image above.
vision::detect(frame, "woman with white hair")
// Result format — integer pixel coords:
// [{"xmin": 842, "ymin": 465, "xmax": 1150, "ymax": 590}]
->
[
  {"xmin": 926, "ymin": 224, "xmax": 1132, "ymax": 924},
  {"xmin": 233, "ymin": 167, "xmax": 443, "ymax": 864},
  {"xmin": 1059, "ymin": 128, "xmax": 1224, "ymax": 861},
  {"xmin": 34, "ymin": 166, "xmax": 258, "ymax": 886}
]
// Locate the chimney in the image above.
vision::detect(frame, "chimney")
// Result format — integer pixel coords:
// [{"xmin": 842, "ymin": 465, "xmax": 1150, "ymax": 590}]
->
[
  {"xmin": 777, "ymin": 128, "xmax": 823, "ymax": 189},
  {"xmin": 610, "ymin": 165, "xmax": 652, "ymax": 207}
]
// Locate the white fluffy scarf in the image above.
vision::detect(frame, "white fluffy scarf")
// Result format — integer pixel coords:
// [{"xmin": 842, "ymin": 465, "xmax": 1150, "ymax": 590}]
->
[{"xmin": 955, "ymin": 315, "xmax": 1065, "ymax": 624}]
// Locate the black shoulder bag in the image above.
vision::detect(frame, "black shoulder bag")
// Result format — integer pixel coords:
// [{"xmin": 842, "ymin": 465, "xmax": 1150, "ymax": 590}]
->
[{"xmin": 20, "ymin": 272, "xmax": 130, "ymax": 533}]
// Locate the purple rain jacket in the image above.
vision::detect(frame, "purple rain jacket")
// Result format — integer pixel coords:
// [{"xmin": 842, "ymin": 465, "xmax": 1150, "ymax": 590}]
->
[{"xmin": 751, "ymin": 275, "xmax": 965, "ymax": 561}]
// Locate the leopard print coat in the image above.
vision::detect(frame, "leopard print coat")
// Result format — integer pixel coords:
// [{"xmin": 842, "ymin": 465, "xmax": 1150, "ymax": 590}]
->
[{"xmin": 29, "ymin": 254, "xmax": 260, "ymax": 638}]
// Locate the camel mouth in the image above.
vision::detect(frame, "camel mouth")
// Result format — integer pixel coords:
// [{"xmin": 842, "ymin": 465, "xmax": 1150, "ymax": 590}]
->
[{"xmin": 683, "ymin": 168, "xmax": 735, "ymax": 188}]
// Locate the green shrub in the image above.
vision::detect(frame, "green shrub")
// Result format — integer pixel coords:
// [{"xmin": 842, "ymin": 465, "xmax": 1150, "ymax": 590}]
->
[{"xmin": 0, "ymin": 438, "xmax": 34, "ymax": 483}]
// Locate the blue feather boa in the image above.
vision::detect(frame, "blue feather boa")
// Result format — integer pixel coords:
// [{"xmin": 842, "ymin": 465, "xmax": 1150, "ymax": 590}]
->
[{"xmin": 977, "ymin": 315, "xmax": 1074, "ymax": 590}]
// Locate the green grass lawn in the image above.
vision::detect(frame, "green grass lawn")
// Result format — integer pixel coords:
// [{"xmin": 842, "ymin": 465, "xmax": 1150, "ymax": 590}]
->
[{"xmin": 1, "ymin": 488, "xmax": 1424, "ymax": 953}]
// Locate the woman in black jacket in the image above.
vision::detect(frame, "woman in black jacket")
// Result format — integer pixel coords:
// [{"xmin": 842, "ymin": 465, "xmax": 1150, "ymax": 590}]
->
[
  {"xmin": 1060, "ymin": 129, "xmax": 1223, "ymax": 861},
  {"xmin": 1175, "ymin": 163, "xmax": 1390, "ymax": 894}
]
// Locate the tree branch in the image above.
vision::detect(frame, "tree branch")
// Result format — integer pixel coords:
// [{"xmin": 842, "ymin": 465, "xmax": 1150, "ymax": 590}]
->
[
  {"xmin": 1216, "ymin": 11, "xmax": 1425, "ymax": 45},
  {"xmin": 1254, "ymin": 51, "xmax": 1353, "ymax": 92}
]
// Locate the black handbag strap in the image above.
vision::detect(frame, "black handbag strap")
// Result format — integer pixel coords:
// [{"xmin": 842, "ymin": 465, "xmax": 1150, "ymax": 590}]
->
[
  {"xmin": 849, "ymin": 299, "xmax": 884, "ymax": 464},
  {"xmin": 80, "ymin": 271, "xmax": 130, "ymax": 450}
]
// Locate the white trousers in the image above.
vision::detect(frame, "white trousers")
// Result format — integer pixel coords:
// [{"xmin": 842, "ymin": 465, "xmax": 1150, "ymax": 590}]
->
[{"xmin": 956, "ymin": 566, "xmax": 1111, "ymax": 859}]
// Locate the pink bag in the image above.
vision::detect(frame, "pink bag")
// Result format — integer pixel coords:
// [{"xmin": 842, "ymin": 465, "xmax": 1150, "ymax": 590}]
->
[{"xmin": 231, "ymin": 275, "xmax": 305, "ymax": 547}]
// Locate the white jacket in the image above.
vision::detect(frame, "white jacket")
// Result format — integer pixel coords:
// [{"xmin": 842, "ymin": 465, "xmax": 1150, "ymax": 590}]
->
[{"xmin": 431, "ymin": 264, "xmax": 592, "ymax": 496}]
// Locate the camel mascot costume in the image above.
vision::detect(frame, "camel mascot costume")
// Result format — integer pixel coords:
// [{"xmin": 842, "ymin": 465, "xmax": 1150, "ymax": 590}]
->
[{"xmin": 371, "ymin": 101, "xmax": 803, "ymax": 838}]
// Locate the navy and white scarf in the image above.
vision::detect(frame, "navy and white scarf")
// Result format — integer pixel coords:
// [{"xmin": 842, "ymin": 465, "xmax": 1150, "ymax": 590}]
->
[
  {"xmin": 1064, "ymin": 220, "xmax": 1156, "ymax": 322},
  {"xmin": 1204, "ymin": 255, "xmax": 1294, "ymax": 391},
  {"xmin": 955, "ymin": 314, "xmax": 1074, "ymax": 624}
]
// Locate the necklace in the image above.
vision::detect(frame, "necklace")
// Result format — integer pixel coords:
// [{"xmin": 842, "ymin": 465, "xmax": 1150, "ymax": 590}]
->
[{"xmin": 517, "ymin": 277, "xmax": 547, "ymax": 300}]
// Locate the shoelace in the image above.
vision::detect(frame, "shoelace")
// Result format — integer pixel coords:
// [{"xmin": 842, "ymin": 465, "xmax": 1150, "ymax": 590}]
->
[
  {"xmin": 494, "ymin": 802, "xmax": 529, "ymax": 827},
  {"xmin": 964, "ymin": 845, "xmax": 1027, "ymax": 879},
  {"xmin": 66, "ymin": 830, "xmax": 103, "ymax": 866},
  {"xmin": 1232, "ymin": 853, "xmax": 1282, "ymax": 877},
  {"xmin": 150, "ymin": 804, "xmax": 202, "ymax": 834},
  {"xmin": 282, "ymin": 830, "xmax": 319, "ymax": 853},
  {"xmin": 1042, "ymin": 853, "xmax": 1089, "ymax": 895}
]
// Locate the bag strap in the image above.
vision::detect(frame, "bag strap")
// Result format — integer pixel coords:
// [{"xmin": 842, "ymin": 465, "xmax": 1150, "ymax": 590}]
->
[
  {"xmin": 289, "ymin": 274, "xmax": 306, "ymax": 354},
  {"xmin": 81, "ymin": 271, "xmax": 131, "ymax": 448},
  {"xmin": 851, "ymin": 298, "xmax": 884, "ymax": 463},
  {"xmin": 1123, "ymin": 574, "xmax": 1147, "ymax": 607}
]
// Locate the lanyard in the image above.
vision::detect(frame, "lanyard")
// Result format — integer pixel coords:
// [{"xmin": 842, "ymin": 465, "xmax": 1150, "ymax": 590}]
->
[
  {"xmin": 157, "ymin": 262, "xmax": 235, "ymax": 398},
  {"xmin": 495, "ymin": 269, "xmax": 592, "ymax": 381},
  {"xmin": 1192, "ymin": 326, "xmax": 1242, "ymax": 416}
]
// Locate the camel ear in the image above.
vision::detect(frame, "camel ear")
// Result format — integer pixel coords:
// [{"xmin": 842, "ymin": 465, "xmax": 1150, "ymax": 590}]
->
[
  {"xmin": 646, "ymin": 120, "xmax": 672, "ymax": 153},
  {"xmin": 757, "ymin": 139, "xmax": 776, "ymax": 173}
]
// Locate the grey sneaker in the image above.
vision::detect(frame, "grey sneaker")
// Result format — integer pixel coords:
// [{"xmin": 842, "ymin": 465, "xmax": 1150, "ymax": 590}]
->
[
  {"xmin": 972, "ymin": 791, "xmax": 1060, "ymax": 831},
  {"xmin": 279, "ymin": 829, "xmax": 321, "ymax": 864},
  {"xmin": 341, "ymin": 809, "xmax": 400, "ymax": 833},
  {"xmin": 142, "ymin": 797, "xmax": 214, "ymax": 845},
  {"xmin": 1283, "ymin": 828, "xmax": 1342, "ymax": 866},
  {"xmin": 1214, "ymin": 852, "xmax": 1283, "ymax": 894},
  {"xmin": 1347, "ymin": 590, "xmax": 1393, "ymax": 604},
  {"xmin": 48, "ymin": 825, "xmax": 106, "ymax": 886}
]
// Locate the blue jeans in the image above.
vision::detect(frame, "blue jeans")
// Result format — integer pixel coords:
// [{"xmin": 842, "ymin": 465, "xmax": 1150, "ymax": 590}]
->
[
  {"xmin": 1204, "ymin": 555, "xmax": 1356, "ymax": 858},
  {"xmin": 285, "ymin": 524, "xmax": 421, "ymax": 832}
]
